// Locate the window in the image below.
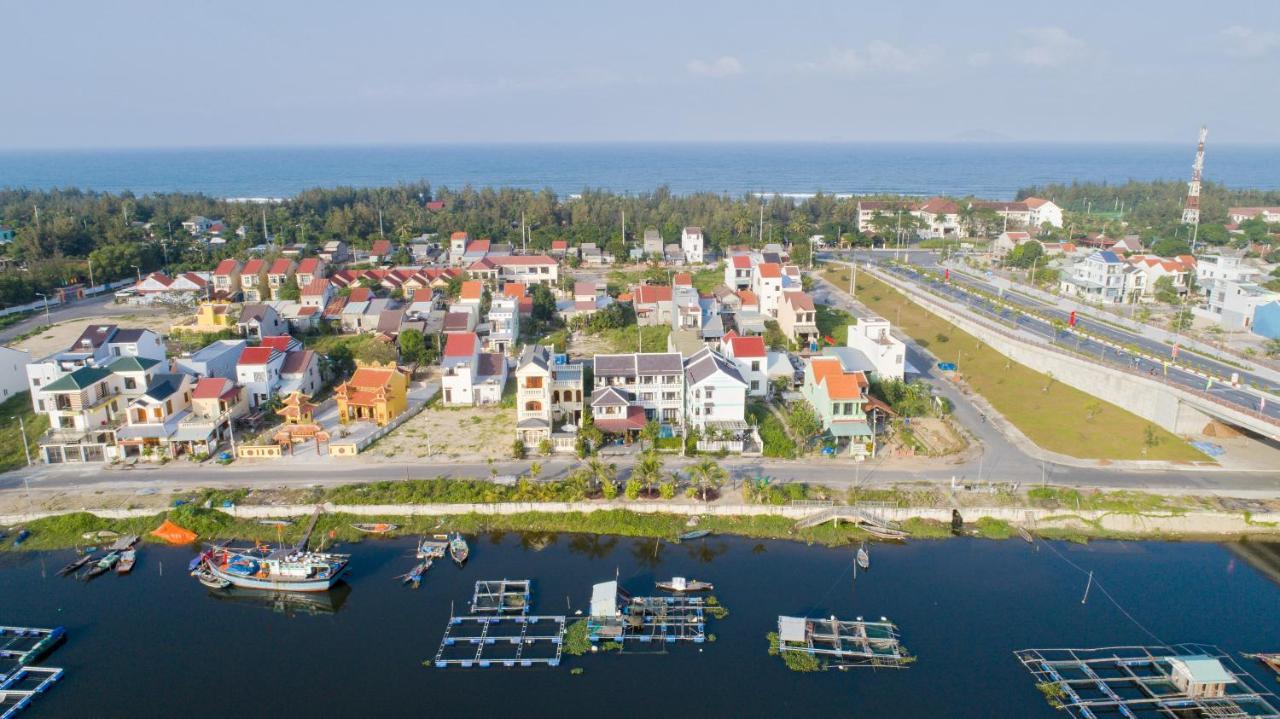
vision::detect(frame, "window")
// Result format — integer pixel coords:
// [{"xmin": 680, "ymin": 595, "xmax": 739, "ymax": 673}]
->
[
  {"xmin": 750, "ymin": 381, "xmax": 759, "ymax": 391},
  {"xmin": 525, "ymin": 377, "xmax": 543, "ymax": 389},
  {"xmin": 751, "ymin": 361, "xmax": 760, "ymax": 371},
  {"xmin": 524, "ymin": 401, "xmax": 542, "ymax": 412},
  {"xmin": 124, "ymin": 377, "xmax": 137, "ymax": 390}
]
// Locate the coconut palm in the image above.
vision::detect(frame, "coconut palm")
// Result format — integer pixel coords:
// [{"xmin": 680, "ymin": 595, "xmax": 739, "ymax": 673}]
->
[
  {"xmin": 687, "ymin": 458, "xmax": 728, "ymax": 501},
  {"xmin": 585, "ymin": 458, "xmax": 618, "ymax": 496},
  {"xmin": 631, "ymin": 451, "xmax": 664, "ymax": 496}
]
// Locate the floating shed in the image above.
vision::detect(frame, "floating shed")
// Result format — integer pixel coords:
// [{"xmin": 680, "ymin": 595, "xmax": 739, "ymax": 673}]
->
[
  {"xmin": 1015, "ymin": 644, "xmax": 1280, "ymax": 718},
  {"xmin": 775, "ymin": 616, "xmax": 910, "ymax": 668},
  {"xmin": 586, "ymin": 581, "xmax": 706, "ymax": 645}
]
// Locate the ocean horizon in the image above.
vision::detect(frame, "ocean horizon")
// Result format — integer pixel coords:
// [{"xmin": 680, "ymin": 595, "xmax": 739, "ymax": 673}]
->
[{"xmin": 2, "ymin": 141, "xmax": 1278, "ymax": 200}]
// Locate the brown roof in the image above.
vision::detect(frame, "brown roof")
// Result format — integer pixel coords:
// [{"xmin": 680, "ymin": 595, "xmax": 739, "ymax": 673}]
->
[
  {"xmin": 281, "ymin": 349, "xmax": 315, "ymax": 375},
  {"xmin": 784, "ymin": 291, "xmax": 815, "ymax": 311}
]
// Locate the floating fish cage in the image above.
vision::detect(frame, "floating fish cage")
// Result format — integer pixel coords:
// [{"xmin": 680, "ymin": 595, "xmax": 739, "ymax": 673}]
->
[
  {"xmin": 0, "ymin": 627, "xmax": 66, "ymax": 719},
  {"xmin": 433, "ymin": 615, "xmax": 566, "ymax": 669},
  {"xmin": 588, "ymin": 596, "xmax": 707, "ymax": 645},
  {"xmin": 1015, "ymin": 644, "xmax": 1280, "ymax": 719},
  {"xmin": 470, "ymin": 579, "xmax": 532, "ymax": 615},
  {"xmin": 775, "ymin": 616, "xmax": 910, "ymax": 669}
]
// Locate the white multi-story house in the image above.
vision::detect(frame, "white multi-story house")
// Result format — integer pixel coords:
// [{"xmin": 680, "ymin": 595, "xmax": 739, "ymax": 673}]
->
[
  {"xmin": 0, "ymin": 346, "xmax": 31, "ymax": 401},
  {"xmin": 914, "ymin": 197, "xmax": 962, "ymax": 238},
  {"xmin": 720, "ymin": 333, "xmax": 769, "ymax": 397},
  {"xmin": 1060, "ymin": 251, "xmax": 1128, "ymax": 303},
  {"xmin": 467, "ymin": 255, "xmax": 558, "ymax": 287},
  {"xmin": 1196, "ymin": 254, "xmax": 1259, "ymax": 292},
  {"xmin": 235, "ymin": 346, "xmax": 285, "ymax": 408},
  {"xmin": 843, "ymin": 316, "xmax": 906, "ymax": 382},
  {"xmin": 487, "ymin": 296, "xmax": 519, "ymax": 355},
  {"xmin": 681, "ymin": 227, "xmax": 705, "ymax": 265},
  {"xmin": 752, "ymin": 262, "xmax": 784, "ymax": 317},
  {"xmin": 26, "ymin": 326, "xmax": 165, "ymax": 409},
  {"xmin": 1127, "ymin": 255, "xmax": 1193, "ymax": 300},
  {"xmin": 1025, "ymin": 198, "xmax": 1064, "ymax": 228},
  {"xmin": 725, "ymin": 254, "xmax": 753, "ymax": 290},
  {"xmin": 441, "ymin": 332, "xmax": 508, "ymax": 406},
  {"xmin": 683, "ymin": 347, "xmax": 755, "ymax": 452},
  {"xmin": 1203, "ymin": 280, "xmax": 1280, "ymax": 331},
  {"xmin": 592, "ymin": 352, "xmax": 685, "ymax": 427},
  {"xmin": 174, "ymin": 339, "xmax": 247, "ymax": 380},
  {"xmin": 34, "ymin": 364, "xmax": 126, "ymax": 463},
  {"xmin": 115, "ymin": 372, "xmax": 196, "ymax": 459}
]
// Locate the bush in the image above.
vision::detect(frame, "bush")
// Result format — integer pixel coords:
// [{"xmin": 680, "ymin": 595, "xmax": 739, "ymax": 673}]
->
[
  {"xmin": 658, "ymin": 480, "xmax": 676, "ymax": 499},
  {"xmin": 624, "ymin": 478, "xmax": 643, "ymax": 500},
  {"xmin": 538, "ymin": 438, "xmax": 554, "ymax": 456},
  {"xmin": 511, "ymin": 439, "xmax": 526, "ymax": 459},
  {"xmin": 601, "ymin": 480, "xmax": 619, "ymax": 500}
]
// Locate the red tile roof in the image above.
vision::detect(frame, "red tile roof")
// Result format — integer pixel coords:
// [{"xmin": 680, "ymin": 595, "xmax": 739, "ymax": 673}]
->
[
  {"xmin": 673, "ymin": 273, "xmax": 692, "ymax": 286},
  {"xmin": 460, "ymin": 280, "xmax": 484, "ymax": 301},
  {"xmin": 348, "ymin": 287, "xmax": 372, "ymax": 302},
  {"xmin": 297, "ymin": 257, "xmax": 322, "ymax": 275},
  {"xmin": 810, "ymin": 357, "xmax": 867, "ymax": 400},
  {"xmin": 238, "ymin": 346, "xmax": 279, "ymax": 366},
  {"xmin": 259, "ymin": 335, "xmax": 296, "ymax": 353},
  {"xmin": 784, "ymin": 292, "xmax": 816, "ymax": 311},
  {"xmin": 268, "ymin": 258, "xmax": 294, "ymax": 275},
  {"xmin": 737, "ymin": 290, "xmax": 758, "ymax": 305},
  {"xmin": 635, "ymin": 285, "xmax": 673, "ymax": 304},
  {"xmin": 241, "ymin": 259, "xmax": 265, "ymax": 274},
  {"xmin": 450, "ymin": 231, "xmax": 469, "ymax": 241},
  {"xmin": 551, "ymin": 240, "xmax": 568, "ymax": 250},
  {"xmin": 192, "ymin": 377, "xmax": 235, "ymax": 400},
  {"xmin": 444, "ymin": 332, "xmax": 478, "ymax": 358},
  {"xmin": 214, "ymin": 259, "xmax": 240, "ymax": 275},
  {"xmin": 503, "ymin": 282, "xmax": 526, "ymax": 298},
  {"xmin": 756, "ymin": 262, "xmax": 781, "ymax": 279},
  {"xmin": 371, "ymin": 239, "xmax": 392, "ymax": 256},
  {"xmin": 731, "ymin": 255, "xmax": 751, "ymax": 269},
  {"xmin": 728, "ymin": 335, "xmax": 766, "ymax": 358},
  {"xmin": 301, "ymin": 278, "xmax": 330, "ymax": 296}
]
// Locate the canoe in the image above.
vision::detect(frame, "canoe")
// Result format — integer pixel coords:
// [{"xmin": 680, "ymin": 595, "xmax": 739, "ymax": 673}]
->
[
  {"xmin": 1017, "ymin": 526, "xmax": 1034, "ymax": 544},
  {"xmin": 448, "ymin": 534, "xmax": 469, "ymax": 565},
  {"xmin": 58, "ymin": 554, "xmax": 95, "ymax": 577},
  {"xmin": 856, "ymin": 545, "xmax": 870, "ymax": 570},
  {"xmin": 676, "ymin": 529, "xmax": 712, "ymax": 542},
  {"xmin": 82, "ymin": 530, "xmax": 120, "ymax": 541},
  {"xmin": 117, "ymin": 549, "xmax": 137, "ymax": 574},
  {"xmin": 656, "ymin": 577, "xmax": 714, "ymax": 593},
  {"xmin": 400, "ymin": 559, "xmax": 432, "ymax": 587},
  {"xmin": 195, "ymin": 567, "xmax": 231, "ymax": 590},
  {"xmin": 863, "ymin": 524, "xmax": 909, "ymax": 540},
  {"xmin": 352, "ymin": 523, "xmax": 399, "ymax": 534},
  {"xmin": 83, "ymin": 551, "xmax": 120, "ymax": 580},
  {"xmin": 257, "ymin": 519, "xmax": 293, "ymax": 527}
]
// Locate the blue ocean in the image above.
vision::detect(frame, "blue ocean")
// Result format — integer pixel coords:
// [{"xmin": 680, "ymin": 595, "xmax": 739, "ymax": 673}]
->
[{"xmin": 1, "ymin": 142, "xmax": 1278, "ymax": 199}]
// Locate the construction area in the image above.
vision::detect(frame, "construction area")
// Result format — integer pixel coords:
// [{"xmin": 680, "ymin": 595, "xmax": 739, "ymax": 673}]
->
[
  {"xmin": 775, "ymin": 615, "xmax": 911, "ymax": 669},
  {"xmin": 1015, "ymin": 645, "xmax": 1280, "ymax": 718},
  {"xmin": 0, "ymin": 626, "xmax": 65, "ymax": 719},
  {"xmin": 433, "ymin": 579, "xmax": 567, "ymax": 669}
]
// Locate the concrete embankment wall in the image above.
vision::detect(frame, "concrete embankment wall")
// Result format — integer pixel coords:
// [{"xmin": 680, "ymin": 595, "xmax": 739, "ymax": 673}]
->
[
  {"xmin": 866, "ymin": 267, "xmax": 1217, "ymax": 436},
  {"xmin": 4, "ymin": 502, "xmax": 1279, "ymax": 538}
]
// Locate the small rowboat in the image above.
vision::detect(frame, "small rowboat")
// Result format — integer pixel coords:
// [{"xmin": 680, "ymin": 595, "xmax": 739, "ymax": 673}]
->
[
  {"xmin": 13, "ymin": 529, "xmax": 30, "ymax": 546},
  {"xmin": 656, "ymin": 577, "xmax": 714, "ymax": 593},
  {"xmin": 195, "ymin": 567, "xmax": 231, "ymax": 590},
  {"xmin": 856, "ymin": 544, "xmax": 870, "ymax": 571},
  {"xmin": 352, "ymin": 523, "xmax": 398, "ymax": 534},
  {"xmin": 862, "ymin": 524, "xmax": 909, "ymax": 541},
  {"xmin": 449, "ymin": 534, "xmax": 469, "ymax": 565},
  {"xmin": 1017, "ymin": 526, "xmax": 1034, "ymax": 544},
  {"xmin": 676, "ymin": 529, "xmax": 712, "ymax": 542},
  {"xmin": 83, "ymin": 552, "xmax": 120, "ymax": 580},
  {"xmin": 257, "ymin": 519, "xmax": 293, "ymax": 527},
  {"xmin": 82, "ymin": 530, "xmax": 120, "ymax": 541},
  {"xmin": 58, "ymin": 553, "xmax": 96, "ymax": 577},
  {"xmin": 400, "ymin": 559, "xmax": 432, "ymax": 588},
  {"xmin": 116, "ymin": 549, "xmax": 137, "ymax": 574}
]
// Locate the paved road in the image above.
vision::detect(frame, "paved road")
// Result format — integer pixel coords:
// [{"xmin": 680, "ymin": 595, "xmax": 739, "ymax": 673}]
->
[
  {"xmin": 822, "ymin": 250, "xmax": 1279, "ymax": 425},
  {"xmin": 0, "ymin": 293, "xmax": 164, "ymax": 344}
]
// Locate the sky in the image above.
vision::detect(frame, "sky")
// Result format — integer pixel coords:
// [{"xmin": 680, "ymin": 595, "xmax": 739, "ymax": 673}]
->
[{"xmin": 4, "ymin": 0, "xmax": 1279, "ymax": 149}]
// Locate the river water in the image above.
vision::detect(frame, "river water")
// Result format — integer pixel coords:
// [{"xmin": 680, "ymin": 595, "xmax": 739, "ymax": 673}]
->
[{"xmin": 3, "ymin": 534, "xmax": 1279, "ymax": 718}]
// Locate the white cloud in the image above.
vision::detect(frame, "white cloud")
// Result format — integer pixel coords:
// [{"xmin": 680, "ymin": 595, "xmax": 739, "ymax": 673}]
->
[
  {"xmin": 801, "ymin": 41, "xmax": 933, "ymax": 75},
  {"xmin": 1014, "ymin": 26, "xmax": 1090, "ymax": 68},
  {"xmin": 1220, "ymin": 25, "xmax": 1279, "ymax": 58},
  {"xmin": 686, "ymin": 56, "xmax": 743, "ymax": 78}
]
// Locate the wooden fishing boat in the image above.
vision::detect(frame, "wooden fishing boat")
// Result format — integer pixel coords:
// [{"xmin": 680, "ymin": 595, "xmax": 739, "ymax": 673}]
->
[
  {"xmin": 257, "ymin": 519, "xmax": 293, "ymax": 527},
  {"xmin": 81, "ymin": 530, "xmax": 120, "ymax": 541},
  {"xmin": 856, "ymin": 544, "xmax": 870, "ymax": 571},
  {"xmin": 400, "ymin": 559, "xmax": 432, "ymax": 588},
  {"xmin": 195, "ymin": 567, "xmax": 231, "ymax": 590},
  {"xmin": 83, "ymin": 551, "xmax": 120, "ymax": 580},
  {"xmin": 656, "ymin": 577, "xmax": 714, "ymax": 593},
  {"xmin": 448, "ymin": 534, "xmax": 469, "ymax": 565},
  {"xmin": 1244, "ymin": 653, "xmax": 1280, "ymax": 678},
  {"xmin": 862, "ymin": 524, "xmax": 909, "ymax": 541},
  {"xmin": 1017, "ymin": 525, "xmax": 1034, "ymax": 544},
  {"xmin": 197, "ymin": 545, "xmax": 349, "ymax": 592},
  {"xmin": 116, "ymin": 549, "xmax": 137, "ymax": 574},
  {"xmin": 58, "ymin": 553, "xmax": 95, "ymax": 577},
  {"xmin": 352, "ymin": 523, "xmax": 398, "ymax": 534},
  {"xmin": 676, "ymin": 529, "xmax": 712, "ymax": 542}
]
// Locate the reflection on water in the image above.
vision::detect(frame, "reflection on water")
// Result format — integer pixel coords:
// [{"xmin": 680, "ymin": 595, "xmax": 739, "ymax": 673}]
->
[
  {"xmin": 567, "ymin": 534, "xmax": 618, "ymax": 560},
  {"xmin": 1227, "ymin": 540, "xmax": 1280, "ymax": 587},
  {"xmin": 204, "ymin": 581, "xmax": 353, "ymax": 616}
]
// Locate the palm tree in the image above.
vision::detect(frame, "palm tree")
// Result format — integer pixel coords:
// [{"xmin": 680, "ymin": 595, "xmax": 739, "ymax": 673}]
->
[
  {"xmin": 639, "ymin": 420, "xmax": 660, "ymax": 451},
  {"xmin": 631, "ymin": 451, "xmax": 664, "ymax": 497},
  {"xmin": 585, "ymin": 458, "xmax": 618, "ymax": 496},
  {"xmin": 687, "ymin": 458, "xmax": 727, "ymax": 502}
]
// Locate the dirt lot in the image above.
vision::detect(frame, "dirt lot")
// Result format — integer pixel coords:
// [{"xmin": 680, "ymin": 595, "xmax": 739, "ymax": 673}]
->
[
  {"xmin": 365, "ymin": 401, "xmax": 517, "ymax": 461},
  {"xmin": 13, "ymin": 309, "xmax": 181, "ymax": 358}
]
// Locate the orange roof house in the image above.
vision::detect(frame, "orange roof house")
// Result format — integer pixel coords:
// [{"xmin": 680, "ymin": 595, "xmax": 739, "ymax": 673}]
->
[{"xmin": 333, "ymin": 361, "xmax": 410, "ymax": 426}]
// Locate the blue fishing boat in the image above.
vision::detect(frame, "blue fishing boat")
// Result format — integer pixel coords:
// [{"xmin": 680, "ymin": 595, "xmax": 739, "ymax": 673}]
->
[
  {"xmin": 196, "ymin": 545, "xmax": 348, "ymax": 592},
  {"xmin": 448, "ymin": 534, "xmax": 469, "ymax": 565}
]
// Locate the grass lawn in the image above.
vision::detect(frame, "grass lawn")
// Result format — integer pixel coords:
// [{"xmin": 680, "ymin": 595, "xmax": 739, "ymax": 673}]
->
[
  {"xmin": 815, "ymin": 304, "xmax": 855, "ymax": 345},
  {"xmin": 820, "ymin": 266, "xmax": 1207, "ymax": 462},
  {"xmin": 596, "ymin": 324, "xmax": 671, "ymax": 353},
  {"xmin": 0, "ymin": 392, "xmax": 48, "ymax": 472}
]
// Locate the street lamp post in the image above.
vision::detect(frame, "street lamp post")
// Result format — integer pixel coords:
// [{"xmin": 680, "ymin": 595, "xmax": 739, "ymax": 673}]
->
[
  {"xmin": 35, "ymin": 293, "xmax": 50, "ymax": 322},
  {"xmin": 131, "ymin": 265, "xmax": 142, "ymax": 283},
  {"xmin": 12, "ymin": 415, "xmax": 31, "ymax": 467}
]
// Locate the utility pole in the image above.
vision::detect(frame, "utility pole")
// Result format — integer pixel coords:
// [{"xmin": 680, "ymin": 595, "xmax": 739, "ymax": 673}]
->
[
  {"xmin": 521, "ymin": 211, "xmax": 527, "ymax": 254},
  {"xmin": 35, "ymin": 293, "xmax": 50, "ymax": 322},
  {"xmin": 758, "ymin": 203, "xmax": 764, "ymax": 245},
  {"xmin": 378, "ymin": 209, "xmax": 385, "ymax": 238},
  {"xmin": 13, "ymin": 415, "xmax": 31, "ymax": 467}
]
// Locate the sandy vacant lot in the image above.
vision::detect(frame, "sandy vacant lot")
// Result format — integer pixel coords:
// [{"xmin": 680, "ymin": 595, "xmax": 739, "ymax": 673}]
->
[
  {"xmin": 14, "ymin": 309, "xmax": 180, "ymax": 358},
  {"xmin": 366, "ymin": 401, "xmax": 517, "ymax": 462}
]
